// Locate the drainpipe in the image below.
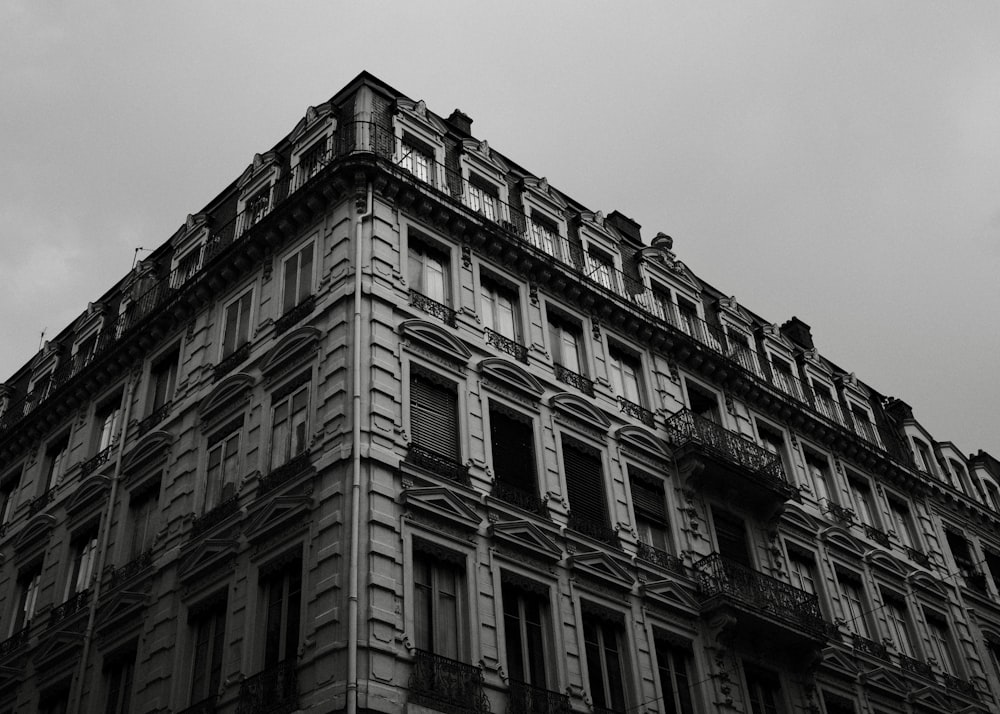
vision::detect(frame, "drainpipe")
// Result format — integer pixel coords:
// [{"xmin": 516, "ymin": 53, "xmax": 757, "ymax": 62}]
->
[
  {"xmin": 70, "ymin": 371, "xmax": 139, "ymax": 714},
  {"xmin": 347, "ymin": 181, "xmax": 373, "ymax": 714}
]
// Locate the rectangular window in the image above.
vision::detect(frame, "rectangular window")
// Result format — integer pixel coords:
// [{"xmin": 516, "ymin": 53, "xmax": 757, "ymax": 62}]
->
[
  {"xmin": 73, "ymin": 332, "xmax": 99, "ymax": 372},
  {"xmin": 821, "ymin": 692, "xmax": 856, "ymax": 714},
  {"xmin": 43, "ymin": 434, "xmax": 70, "ymax": 493},
  {"xmin": 410, "ymin": 370, "xmax": 459, "ymax": 463},
  {"xmin": 769, "ymin": 356, "xmax": 800, "ymax": 399},
  {"xmin": 11, "ymin": 566, "xmax": 41, "ymax": 635},
  {"xmin": 548, "ymin": 316, "xmax": 585, "ymax": 377},
  {"xmin": 882, "ymin": 594, "xmax": 914, "ymax": 657},
  {"xmin": 489, "ymin": 404, "xmax": 538, "ymax": 509},
  {"xmin": 804, "ymin": 451, "xmax": 832, "ymax": 506},
  {"xmin": 128, "ymin": 491, "xmax": 159, "ymax": 562},
  {"xmin": 757, "ymin": 423, "xmax": 790, "ymax": 478},
  {"xmin": 221, "ymin": 290, "xmax": 253, "ymax": 359},
  {"xmin": 65, "ymin": 531, "xmax": 99, "ymax": 599},
  {"xmin": 400, "ymin": 138, "xmax": 434, "ymax": 184},
  {"xmin": 528, "ymin": 215, "xmax": 559, "ymax": 258},
  {"xmin": 836, "ymin": 572, "xmax": 869, "ymax": 638},
  {"xmin": 190, "ymin": 599, "xmax": 227, "ymax": 705},
  {"xmin": 945, "ymin": 530, "xmax": 980, "ymax": 589},
  {"xmin": 149, "ymin": 348, "xmax": 179, "ymax": 414},
  {"xmin": 630, "ymin": 468, "xmax": 670, "ymax": 554},
  {"xmin": 887, "ymin": 497, "xmax": 917, "ymax": 550},
  {"xmin": 269, "ymin": 381, "xmax": 309, "ymax": 472},
  {"xmin": 281, "ymin": 242, "xmax": 315, "ymax": 314},
  {"xmin": 744, "ymin": 665, "xmax": 784, "ymax": 714},
  {"xmin": 608, "ymin": 347, "xmax": 643, "ymax": 406},
  {"xmin": 206, "ymin": 425, "xmax": 241, "ymax": 512},
  {"xmin": 655, "ymin": 639, "xmax": 695, "ymax": 714},
  {"xmin": 686, "ymin": 382, "xmax": 721, "ymax": 424},
  {"xmin": 924, "ymin": 612, "xmax": 957, "ymax": 675},
  {"xmin": 104, "ymin": 653, "xmax": 136, "ymax": 714},
  {"xmin": 713, "ymin": 508, "xmax": 751, "ymax": 568},
  {"xmin": 501, "ymin": 580, "xmax": 547, "ymax": 687},
  {"xmin": 562, "ymin": 437, "xmax": 612, "ymax": 543},
  {"xmin": 985, "ymin": 550, "xmax": 1000, "ymax": 594},
  {"xmin": 297, "ymin": 139, "xmax": 327, "ymax": 182},
  {"xmin": 0, "ymin": 469, "xmax": 19, "ymax": 527},
  {"xmin": 848, "ymin": 478, "xmax": 875, "ymax": 527},
  {"xmin": 583, "ymin": 616, "xmax": 626, "ymax": 711},
  {"xmin": 408, "ymin": 237, "xmax": 450, "ymax": 305},
  {"xmin": 810, "ymin": 380, "xmax": 840, "ymax": 422},
  {"xmin": 585, "ymin": 249, "xmax": 618, "ymax": 294},
  {"xmin": 481, "ymin": 277, "xmax": 521, "ymax": 342},
  {"xmin": 726, "ymin": 330, "xmax": 758, "ymax": 373},
  {"xmin": 467, "ymin": 176, "xmax": 500, "ymax": 222},
  {"xmin": 95, "ymin": 396, "xmax": 123, "ymax": 454},
  {"xmin": 413, "ymin": 549, "xmax": 463, "ymax": 659},
  {"xmin": 262, "ymin": 556, "xmax": 303, "ymax": 669},
  {"xmin": 172, "ymin": 247, "xmax": 204, "ymax": 289},
  {"xmin": 850, "ymin": 404, "xmax": 879, "ymax": 444},
  {"xmin": 245, "ymin": 189, "xmax": 271, "ymax": 229},
  {"xmin": 675, "ymin": 297, "xmax": 699, "ymax": 338},
  {"xmin": 787, "ymin": 552, "xmax": 817, "ymax": 596}
]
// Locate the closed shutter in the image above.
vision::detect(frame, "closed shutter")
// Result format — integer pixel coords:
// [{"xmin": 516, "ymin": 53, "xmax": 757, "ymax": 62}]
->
[
  {"xmin": 490, "ymin": 407, "xmax": 535, "ymax": 491},
  {"xmin": 410, "ymin": 371, "xmax": 459, "ymax": 461},
  {"xmin": 712, "ymin": 508, "xmax": 751, "ymax": 567},
  {"xmin": 563, "ymin": 438, "xmax": 607, "ymax": 524},
  {"xmin": 629, "ymin": 468, "xmax": 666, "ymax": 521}
]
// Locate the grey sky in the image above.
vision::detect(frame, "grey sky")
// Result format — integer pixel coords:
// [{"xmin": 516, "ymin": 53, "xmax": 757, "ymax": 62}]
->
[{"xmin": 2, "ymin": 2, "xmax": 998, "ymax": 456}]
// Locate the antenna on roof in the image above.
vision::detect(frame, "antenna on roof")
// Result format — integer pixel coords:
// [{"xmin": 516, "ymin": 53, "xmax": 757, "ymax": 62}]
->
[{"xmin": 132, "ymin": 247, "xmax": 150, "ymax": 270}]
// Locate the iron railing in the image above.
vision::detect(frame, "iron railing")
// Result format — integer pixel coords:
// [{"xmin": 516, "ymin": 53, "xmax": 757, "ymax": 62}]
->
[
  {"xmin": 852, "ymin": 633, "xmax": 888, "ymax": 660},
  {"xmin": 695, "ymin": 554, "xmax": 825, "ymax": 636},
  {"xmin": 898, "ymin": 653, "xmax": 934, "ymax": 679},
  {"xmin": 80, "ymin": 443, "xmax": 117, "ymax": 477},
  {"xmin": 665, "ymin": 409, "xmax": 795, "ymax": 499},
  {"xmin": 191, "ymin": 495, "xmax": 241, "ymax": 536},
  {"xmin": 175, "ymin": 696, "xmax": 217, "ymax": 714},
  {"xmin": 553, "ymin": 364, "xmax": 594, "ymax": 397},
  {"xmin": 862, "ymin": 524, "xmax": 891, "ymax": 547},
  {"xmin": 507, "ymin": 680, "xmax": 572, "ymax": 714},
  {"xmin": 491, "ymin": 481, "xmax": 546, "ymax": 515},
  {"xmin": 409, "ymin": 290, "xmax": 457, "ymax": 327},
  {"xmin": 485, "ymin": 328, "xmax": 528, "ymax": 363},
  {"xmin": 823, "ymin": 500, "xmax": 855, "ymax": 525},
  {"xmin": 107, "ymin": 549, "xmax": 154, "ymax": 588},
  {"xmin": 617, "ymin": 396, "xmax": 655, "ymax": 427},
  {"xmin": 566, "ymin": 512, "xmax": 618, "ymax": 547},
  {"xmin": 407, "ymin": 444, "xmax": 470, "ymax": 485},
  {"xmin": 49, "ymin": 589, "xmax": 90, "ymax": 628},
  {"xmin": 636, "ymin": 542, "xmax": 688, "ymax": 577},
  {"xmin": 27, "ymin": 488, "xmax": 55, "ymax": 517},
  {"xmin": 235, "ymin": 660, "xmax": 298, "ymax": 714},
  {"xmin": 942, "ymin": 672, "xmax": 977, "ymax": 698},
  {"xmin": 136, "ymin": 401, "xmax": 172, "ymax": 437},
  {"xmin": 408, "ymin": 650, "xmax": 490, "ymax": 714},
  {"xmin": 0, "ymin": 624, "xmax": 30, "ymax": 658},
  {"xmin": 274, "ymin": 294, "xmax": 317, "ymax": 335},
  {"xmin": 258, "ymin": 452, "xmax": 312, "ymax": 496}
]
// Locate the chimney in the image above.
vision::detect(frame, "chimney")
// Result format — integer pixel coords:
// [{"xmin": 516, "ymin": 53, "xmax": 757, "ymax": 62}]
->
[
  {"xmin": 606, "ymin": 211, "xmax": 642, "ymax": 246},
  {"xmin": 447, "ymin": 109, "xmax": 473, "ymax": 137},
  {"xmin": 779, "ymin": 317, "xmax": 814, "ymax": 351}
]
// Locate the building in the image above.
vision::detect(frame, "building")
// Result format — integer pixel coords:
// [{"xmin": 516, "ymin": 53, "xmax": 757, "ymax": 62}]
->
[{"xmin": 0, "ymin": 71, "xmax": 998, "ymax": 714}]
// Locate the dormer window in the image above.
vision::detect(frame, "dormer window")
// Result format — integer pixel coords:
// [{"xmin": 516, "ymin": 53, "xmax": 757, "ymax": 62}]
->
[
  {"xmin": 810, "ymin": 379, "xmax": 841, "ymax": 423},
  {"xmin": 171, "ymin": 246, "xmax": 204, "ymax": 289},
  {"xmin": 289, "ymin": 103, "xmax": 337, "ymax": 193},
  {"xmin": 849, "ymin": 403, "xmax": 879, "ymax": 446},
  {"xmin": 913, "ymin": 438, "xmax": 936, "ymax": 477},
  {"xmin": 236, "ymin": 152, "xmax": 280, "ymax": 235},
  {"xmin": 296, "ymin": 139, "xmax": 328, "ymax": 184},
  {"xmin": 394, "ymin": 99, "xmax": 447, "ymax": 190},
  {"xmin": 72, "ymin": 331, "xmax": 99, "ymax": 373},
  {"xmin": 468, "ymin": 175, "xmax": 501, "ymax": 222},
  {"xmin": 585, "ymin": 248, "xmax": 618, "ymax": 294},
  {"xmin": 770, "ymin": 355, "xmax": 802, "ymax": 400},
  {"xmin": 399, "ymin": 135, "xmax": 435, "ymax": 185},
  {"xmin": 245, "ymin": 190, "xmax": 270, "ymax": 229}
]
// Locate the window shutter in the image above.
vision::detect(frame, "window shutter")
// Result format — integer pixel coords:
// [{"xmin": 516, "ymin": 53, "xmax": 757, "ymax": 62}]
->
[
  {"xmin": 629, "ymin": 469, "xmax": 666, "ymax": 521},
  {"xmin": 410, "ymin": 371, "xmax": 459, "ymax": 461},
  {"xmin": 490, "ymin": 408, "xmax": 535, "ymax": 491},
  {"xmin": 563, "ymin": 439, "xmax": 606, "ymax": 523}
]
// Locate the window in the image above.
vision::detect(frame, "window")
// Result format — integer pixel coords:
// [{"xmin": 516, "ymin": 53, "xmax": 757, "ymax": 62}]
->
[
  {"xmin": 945, "ymin": 530, "xmax": 979, "ymax": 584},
  {"xmin": 39, "ymin": 688, "xmax": 70, "ymax": 714},
  {"xmin": 488, "ymin": 404, "xmax": 539, "ymax": 510},
  {"xmin": 43, "ymin": 434, "xmax": 70, "ymax": 493},
  {"xmin": 221, "ymin": 289, "xmax": 253, "ymax": 359},
  {"xmin": 65, "ymin": 530, "xmax": 99, "ymax": 599},
  {"xmin": 548, "ymin": 315, "xmax": 586, "ymax": 378},
  {"xmin": 886, "ymin": 497, "xmax": 917, "ymax": 550},
  {"xmin": 652, "ymin": 288, "xmax": 676, "ymax": 324},
  {"xmin": 822, "ymin": 692, "xmax": 856, "ymax": 714},
  {"xmin": 148, "ymin": 347, "xmax": 179, "ymax": 415},
  {"xmin": 10, "ymin": 565, "xmax": 41, "ymax": 635},
  {"xmin": 281, "ymin": 242, "xmax": 315, "ymax": 315},
  {"xmin": 850, "ymin": 404, "xmax": 878, "ymax": 444},
  {"xmin": 480, "ymin": 276, "xmax": 521, "ymax": 342},
  {"xmin": 984, "ymin": 480, "xmax": 1000, "ymax": 512},
  {"xmin": 804, "ymin": 451, "xmax": 832, "ymax": 506},
  {"xmin": 757, "ymin": 423, "xmax": 790, "ymax": 478},
  {"xmin": 744, "ymin": 665, "xmax": 784, "ymax": 714},
  {"xmin": 501, "ymin": 580, "xmax": 547, "ymax": 687},
  {"xmin": 244, "ymin": 189, "xmax": 271, "ymax": 229},
  {"xmin": 924, "ymin": 612, "xmax": 957, "ymax": 674},
  {"xmin": 675, "ymin": 297, "xmax": 699, "ymax": 338},
  {"xmin": 262, "ymin": 556, "xmax": 303, "ymax": 669},
  {"xmin": 413, "ymin": 549, "xmax": 463, "ymax": 659},
  {"xmin": 409, "ymin": 369, "xmax": 459, "ymax": 463},
  {"xmin": 914, "ymin": 439, "xmax": 936, "ymax": 477},
  {"xmin": 769, "ymin": 356, "xmax": 800, "ymax": 399},
  {"xmin": 585, "ymin": 249, "xmax": 618, "ymax": 294},
  {"xmin": 0, "ymin": 468, "xmax": 19, "ymax": 528},
  {"xmin": 400, "ymin": 137, "xmax": 434, "ymax": 184},
  {"xmin": 206, "ymin": 423, "xmax": 241, "ymax": 512},
  {"xmin": 127, "ymin": 490, "xmax": 159, "ymax": 562},
  {"xmin": 608, "ymin": 346, "xmax": 644, "ymax": 407},
  {"xmin": 984, "ymin": 550, "xmax": 1000, "ymax": 593},
  {"xmin": 655, "ymin": 639, "xmax": 695, "ymax": 714},
  {"xmin": 528, "ymin": 214, "xmax": 560, "ymax": 259},
  {"xmin": 836, "ymin": 572, "xmax": 869, "ymax": 638},
  {"xmin": 848, "ymin": 478, "xmax": 875, "ymax": 527},
  {"xmin": 189, "ymin": 599, "xmax": 227, "ymax": 706},
  {"xmin": 269, "ymin": 379, "xmax": 309, "ymax": 472},
  {"xmin": 582, "ymin": 616, "xmax": 626, "ymax": 712},
  {"xmin": 810, "ymin": 380, "xmax": 840, "ymax": 422},
  {"xmin": 562, "ymin": 437, "xmax": 612, "ymax": 543},
  {"xmin": 172, "ymin": 247, "xmax": 203, "ymax": 288},
  {"xmin": 882, "ymin": 594, "xmax": 914, "ymax": 657},
  {"xmin": 95, "ymin": 395, "xmax": 123, "ymax": 454},
  {"xmin": 726, "ymin": 330, "xmax": 758, "ymax": 373},
  {"xmin": 467, "ymin": 176, "xmax": 500, "ymax": 222},
  {"xmin": 408, "ymin": 237, "xmax": 450, "ymax": 305},
  {"xmin": 104, "ymin": 652, "xmax": 136, "ymax": 714},
  {"xmin": 686, "ymin": 382, "xmax": 720, "ymax": 424},
  {"xmin": 630, "ymin": 468, "xmax": 670, "ymax": 554},
  {"xmin": 72, "ymin": 332, "xmax": 99, "ymax": 372},
  {"xmin": 297, "ymin": 139, "xmax": 327, "ymax": 182},
  {"xmin": 787, "ymin": 552, "xmax": 818, "ymax": 597},
  {"xmin": 712, "ymin": 508, "xmax": 751, "ymax": 568}
]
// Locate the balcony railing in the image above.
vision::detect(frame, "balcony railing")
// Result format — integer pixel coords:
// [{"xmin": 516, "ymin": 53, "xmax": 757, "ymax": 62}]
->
[
  {"xmin": 0, "ymin": 624, "xmax": 30, "ymax": 658},
  {"xmin": 28, "ymin": 488, "xmax": 55, "ymax": 517},
  {"xmin": 491, "ymin": 481, "xmax": 546, "ymax": 515},
  {"xmin": 566, "ymin": 512, "xmax": 618, "ymax": 547},
  {"xmin": 191, "ymin": 494, "xmax": 241, "ymax": 536},
  {"xmin": 49, "ymin": 589, "xmax": 90, "ymax": 628},
  {"xmin": 553, "ymin": 364, "xmax": 594, "ymax": 397},
  {"xmin": 274, "ymin": 294, "xmax": 317, "ymax": 335},
  {"xmin": 235, "ymin": 659, "xmax": 297, "ymax": 714},
  {"xmin": 507, "ymin": 680, "xmax": 572, "ymax": 714},
  {"xmin": 617, "ymin": 396, "xmax": 655, "ymax": 427},
  {"xmin": 636, "ymin": 542, "xmax": 688, "ymax": 577},
  {"xmin": 485, "ymin": 328, "xmax": 528, "ymax": 364},
  {"xmin": 410, "ymin": 290, "xmax": 457, "ymax": 328},
  {"xmin": 942, "ymin": 672, "xmax": 977, "ymax": 698},
  {"xmin": 695, "ymin": 554, "xmax": 825, "ymax": 636},
  {"xmin": 665, "ymin": 409, "xmax": 795, "ymax": 500},
  {"xmin": 107, "ymin": 549, "xmax": 154, "ymax": 588},
  {"xmin": 409, "ymin": 650, "xmax": 490, "ymax": 714},
  {"xmin": 852, "ymin": 633, "xmax": 888, "ymax": 660},
  {"xmin": 80, "ymin": 442, "xmax": 117, "ymax": 477},
  {"xmin": 136, "ymin": 400, "xmax": 172, "ymax": 437},
  {"xmin": 905, "ymin": 546, "xmax": 931, "ymax": 567},
  {"xmin": 213, "ymin": 343, "xmax": 251, "ymax": 382},
  {"xmin": 175, "ymin": 696, "xmax": 217, "ymax": 714},
  {"xmin": 862, "ymin": 523, "xmax": 891, "ymax": 547},
  {"xmin": 823, "ymin": 500, "xmax": 855, "ymax": 525},
  {"xmin": 258, "ymin": 452, "xmax": 312, "ymax": 496},
  {"xmin": 898, "ymin": 653, "xmax": 934, "ymax": 679},
  {"xmin": 407, "ymin": 444, "xmax": 470, "ymax": 485}
]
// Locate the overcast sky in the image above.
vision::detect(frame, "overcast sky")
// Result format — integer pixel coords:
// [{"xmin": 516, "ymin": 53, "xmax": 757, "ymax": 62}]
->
[{"xmin": 2, "ymin": 2, "xmax": 998, "ymax": 457}]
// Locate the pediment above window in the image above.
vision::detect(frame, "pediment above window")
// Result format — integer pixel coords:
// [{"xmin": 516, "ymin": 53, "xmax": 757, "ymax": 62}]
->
[
  {"xmin": 818, "ymin": 648, "xmax": 862, "ymax": 677},
  {"xmin": 396, "ymin": 98, "xmax": 449, "ymax": 137},
  {"xmin": 399, "ymin": 319, "xmax": 472, "ymax": 366},
  {"xmin": 487, "ymin": 520, "xmax": 561, "ymax": 561},
  {"xmin": 400, "ymin": 486, "xmax": 481, "ymax": 531},
  {"xmin": 171, "ymin": 212, "xmax": 210, "ymax": 253},
  {"xmin": 95, "ymin": 590, "xmax": 148, "ymax": 644},
  {"xmin": 818, "ymin": 526, "xmax": 865, "ymax": 557},
  {"xmin": 777, "ymin": 504, "xmax": 823, "ymax": 535},
  {"xmin": 549, "ymin": 392, "xmax": 611, "ymax": 432},
  {"xmin": 64, "ymin": 474, "xmax": 111, "ymax": 521},
  {"xmin": 177, "ymin": 538, "xmax": 240, "ymax": 587},
  {"xmin": 461, "ymin": 137, "xmax": 510, "ymax": 178},
  {"xmin": 863, "ymin": 549, "xmax": 909, "ymax": 580},
  {"xmin": 639, "ymin": 578, "xmax": 701, "ymax": 614},
  {"xmin": 13, "ymin": 513, "xmax": 55, "ymax": 564},
  {"xmin": 199, "ymin": 373, "xmax": 255, "ymax": 428},
  {"xmin": 858, "ymin": 666, "xmax": 908, "ymax": 695},
  {"xmin": 615, "ymin": 425, "xmax": 669, "ymax": 464},
  {"xmin": 30, "ymin": 340, "xmax": 63, "ymax": 375},
  {"xmin": 906, "ymin": 570, "xmax": 947, "ymax": 597},
  {"xmin": 290, "ymin": 102, "xmax": 337, "ymax": 145},
  {"xmin": 72, "ymin": 302, "xmax": 107, "ymax": 337},
  {"xmin": 238, "ymin": 151, "xmax": 281, "ymax": 193},
  {"xmin": 714, "ymin": 296, "xmax": 755, "ymax": 331},
  {"xmin": 640, "ymin": 248, "xmax": 703, "ymax": 295},
  {"xmin": 122, "ymin": 430, "xmax": 173, "ymax": 478},
  {"xmin": 478, "ymin": 357, "xmax": 543, "ymax": 399},
  {"xmin": 33, "ymin": 631, "xmax": 84, "ymax": 679},
  {"xmin": 244, "ymin": 494, "xmax": 312, "ymax": 546},
  {"xmin": 568, "ymin": 550, "xmax": 634, "ymax": 589},
  {"xmin": 521, "ymin": 176, "xmax": 568, "ymax": 216},
  {"xmin": 261, "ymin": 326, "xmax": 321, "ymax": 380}
]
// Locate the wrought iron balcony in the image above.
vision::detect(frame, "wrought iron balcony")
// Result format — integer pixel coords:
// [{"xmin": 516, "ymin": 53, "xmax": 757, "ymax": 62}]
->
[
  {"xmin": 107, "ymin": 549, "xmax": 154, "ymax": 589},
  {"xmin": 695, "ymin": 554, "xmax": 827, "ymax": 646},
  {"xmin": 664, "ymin": 409, "xmax": 797, "ymax": 510},
  {"xmin": 636, "ymin": 542, "xmax": 688, "ymax": 577},
  {"xmin": 485, "ymin": 328, "xmax": 528, "ymax": 363},
  {"xmin": 258, "ymin": 452, "xmax": 312, "ymax": 496},
  {"xmin": 942, "ymin": 672, "xmax": 977, "ymax": 698},
  {"xmin": 175, "ymin": 696, "xmax": 217, "ymax": 714},
  {"xmin": 897, "ymin": 653, "xmax": 933, "ymax": 679},
  {"xmin": 822, "ymin": 500, "xmax": 855, "ymax": 525},
  {"xmin": 235, "ymin": 659, "xmax": 297, "ymax": 714},
  {"xmin": 617, "ymin": 396, "xmax": 654, "ymax": 427},
  {"xmin": 553, "ymin": 364, "xmax": 594, "ymax": 397},
  {"xmin": 851, "ymin": 633, "xmax": 888, "ymax": 660},
  {"xmin": 0, "ymin": 624, "xmax": 30, "ymax": 658},
  {"xmin": 905, "ymin": 546, "xmax": 930, "ymax": 567},
  {"xmin": 410, "ymin": 290, "xmax": 457, "ymax": 328},
  {"xmin": 136, "ymin": 400, "xmax": 172, "ymax": 437},
  {"xmin": 407, "ymin": 444, "xmax": 471, "ymax": 485},
  {"xmin": 28, "ymin": 488, "xmax": 55, "ymax": 517},
  {"xmin": 49, "ymin": 589, "xmax": 90, "ymax": 628},
  {"xmin": 213, "ymin": 343, "xmax": 251, "ymax": 382},
  {"xmin": 567, "ymin": 512, "xmax": 618, "ymax": 547},
  {"xmin": 491, "ymin": 481, "xmax": 546, "ymax": 516},
  {"xmin": 191, "ymin": 494, "xmax": 241, "ymax": 536},
  {"xmin": 506, "ymin": 680, "xmax": 571, "ymax": 714},
  {"xmin": 274, "ymin": 294, "xmax": 317, "ymax": 335},
  {"xmin": 80, "ymin": 443, "xmax": 117, "ymax": 477},
  {"xmin": 862, "ymin": 523, "xmax": 891, "ymax": 547},
  {"xmin": 409, "ymin": 649, "xmax": 490, "ymax": 714}
]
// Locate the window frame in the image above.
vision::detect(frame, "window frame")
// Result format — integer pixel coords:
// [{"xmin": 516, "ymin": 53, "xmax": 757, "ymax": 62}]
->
[
  {"xmin": 64, "ymin": 527, "xmax": 100, "ymax": 601},
  {"xmin": 406, "ymin": 536, "xmax": 473, "ymax": 662},
  {"xmin": 485, "ymin": 400, "xmax": 541, "ymax": 510},
  {"xmin": 220, "ymin": 287, "xmax": 255, "ymax": 360},
  {"xmin": 279, "ymin": 238, "xmax": 317, "ymax": 316},
  {"xmin": 266, "ymin": 371, "xmax": 312, "ymax": 474},
  {"xmin": 204, "ymin": 419, "xmax": 243, "ymax": 513},
  {"xmin": 479, "ymin": 271, "xmax": 524, "ymax": 344},
  {"xmin": 406, "ymin": 228, "xmax": 453, "ymax": 308},
  {"xmin": 258, "ymin": 551, "xmax": 304, "ymax": 671},
  {"xmin": 607, "ymin": 343, "xmax": 647, "ymax": 408},
  {"xmin": 407, "ymin": 363, "xmax": 463, "ymax": 467}
]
